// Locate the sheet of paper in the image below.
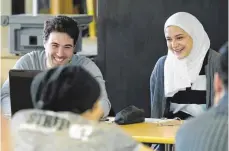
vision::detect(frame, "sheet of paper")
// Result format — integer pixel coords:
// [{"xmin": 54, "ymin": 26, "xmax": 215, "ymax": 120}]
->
[{"xmin": 103, "ymin": 117, "xmax": 175, "ymax": 124}]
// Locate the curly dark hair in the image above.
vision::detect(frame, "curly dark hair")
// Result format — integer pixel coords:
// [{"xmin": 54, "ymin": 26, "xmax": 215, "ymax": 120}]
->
[{"xmin": 43, "ymin": 15, "xmax": 80, "ymax": 45}]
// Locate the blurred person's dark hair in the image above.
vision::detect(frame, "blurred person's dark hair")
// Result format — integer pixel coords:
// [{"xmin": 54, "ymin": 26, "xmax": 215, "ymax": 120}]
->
[{"xmin": 30, "ymin": 65, "xmax": 100, "ymax": 114}]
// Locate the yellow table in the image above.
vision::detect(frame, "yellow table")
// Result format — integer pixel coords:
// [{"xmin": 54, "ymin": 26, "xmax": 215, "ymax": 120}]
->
[
  {"xmin": 120, "ymin": 122, "xmax": 180, "ymax": 144},
  {"xmin": 118, "ymin": 121, "xmax": 181, "ymax": 151},
  {"xmin": 2, "ymin": 116, "xmax": 180, "ymax": 151}
]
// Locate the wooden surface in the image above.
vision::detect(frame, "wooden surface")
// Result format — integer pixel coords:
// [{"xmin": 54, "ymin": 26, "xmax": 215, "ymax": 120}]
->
[{"xmin": 120, "ymin": 122, "xmax": 181, "ymax": 144}]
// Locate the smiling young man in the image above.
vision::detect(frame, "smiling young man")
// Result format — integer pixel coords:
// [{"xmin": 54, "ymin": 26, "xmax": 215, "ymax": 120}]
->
[{"xmin": 1, "ymin": 15, "xmax": 111, "ymax": 119}]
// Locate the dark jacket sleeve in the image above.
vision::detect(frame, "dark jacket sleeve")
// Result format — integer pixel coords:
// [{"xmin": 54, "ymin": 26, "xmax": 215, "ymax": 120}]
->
[
  {"xmin": 150, "ymin": 56, "xmax": 166, "ymax": 118},
  {"xmin": 207, "ymin": 49, "xmax": 221, "ymax": 108}
]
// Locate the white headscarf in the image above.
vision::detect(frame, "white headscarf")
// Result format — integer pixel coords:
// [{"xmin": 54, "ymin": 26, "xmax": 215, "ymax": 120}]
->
[{"xmin": 164, "ymin": 12, "xmax": 210, "ymax": 97}]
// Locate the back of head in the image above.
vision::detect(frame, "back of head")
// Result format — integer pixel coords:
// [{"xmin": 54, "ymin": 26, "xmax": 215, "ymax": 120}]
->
[
  {"xmin": 219, "ymin": 42, "xmax": 228, "ymax": 89},
  {"xmin": 43, "ymin": 15, "xmax": 80, "ymax": 45},
  {"xmin": 30, "ymin": 65, "xmax": 101, "ymax": 114}
]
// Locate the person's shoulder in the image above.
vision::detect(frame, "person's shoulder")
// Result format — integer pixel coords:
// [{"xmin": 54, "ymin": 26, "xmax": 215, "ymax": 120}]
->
[
  {"xmin": 13, "ymin": 50, "xmax": 45, "ymax": 69},
  {"xmin": 18, "ymin": 50, "xmax": 45, "ymax": 61},
  {"xmin": 92, "ymin": 122, "xmax": 120, "ymax": 134},
  {"xmin": 89, "ymin": 121, "xmax": 131, "ymax": 140},
  {"xmin": 208, "ymin": 48, "xmax": 220, "ymax": 60},
  {"xmin": 12, "ymin": 109, "xmax": 40, "ymax": 120},
  {"xmin": 176, "ymin": 106, "xmax": 228, "ymax": 151},
  {"xmin": 153, "ymin": 55, "xmax": 167, "ymax": 70},
  {"xmin": 71, "ymin": 55, "xmax": 102, "ymax": 76},
  {"xmin": 95, "ymin": 122, "xmax": 140, "ymax": 147},
  {"xmin": 208, "ymin": 48, "xmax": 219, "ymax": 55},
  {"xmin": 72, "ymin": 54, "xmax": 94, "ymax": 65},
  {"xmin": 156, "ymin": 55, "xmax": 167, "ymax": 65},
  {"xmin": 23, "ymin": 50, "xmax": 44, "ymax": 57},
  {"xmin": 151, "ymin": 55, "xmax": 167, "ymax": 74},
  {"xmin": 177, "ymin": 106, "xmax": 227, "ymax": 137},
  {"xmin": 11, "ymin": 109, "xmax": 39, "ymax": 129},
  {"xmin": 207, "ymin": 48, "xmax": 221, "ymax": 71}
]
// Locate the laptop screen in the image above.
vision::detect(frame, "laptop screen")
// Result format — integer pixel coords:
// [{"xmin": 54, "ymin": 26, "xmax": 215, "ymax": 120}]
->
[{"xmin": 9, "ymin": 69, "xmax": 42, "ymax": 115}]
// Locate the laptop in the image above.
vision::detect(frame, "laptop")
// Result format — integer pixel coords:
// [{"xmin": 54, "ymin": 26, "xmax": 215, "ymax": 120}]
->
[{"xmin": 9, "ymin": 69, "xmax": 42, "ymax": 115}]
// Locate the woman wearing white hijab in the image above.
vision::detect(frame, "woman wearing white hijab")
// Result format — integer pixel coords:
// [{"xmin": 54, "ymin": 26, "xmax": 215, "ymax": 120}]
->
[{"xmin": 150, "ymin": 12, "xmax": 220, "ymax": 120}]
